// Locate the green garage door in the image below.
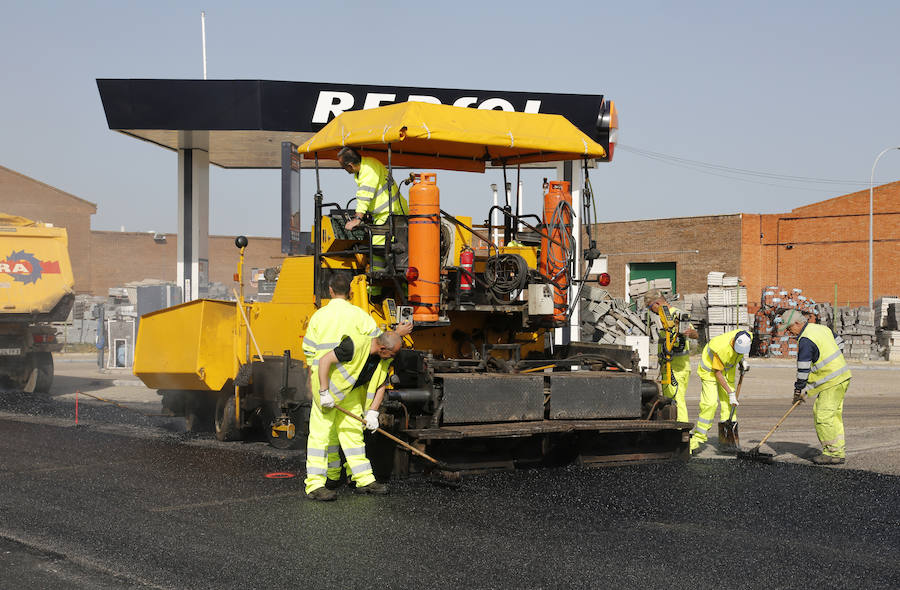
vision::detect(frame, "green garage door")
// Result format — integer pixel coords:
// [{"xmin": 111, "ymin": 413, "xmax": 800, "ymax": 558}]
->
[{"xmin": 629, "ymin": 262, "xmax": 677, "ymax": 294}]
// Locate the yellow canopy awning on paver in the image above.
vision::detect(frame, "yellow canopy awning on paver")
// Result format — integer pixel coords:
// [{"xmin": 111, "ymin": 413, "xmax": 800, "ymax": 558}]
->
[{"xmin": 297, "ymin": 102, "xmax": 607, "ymax": 172}]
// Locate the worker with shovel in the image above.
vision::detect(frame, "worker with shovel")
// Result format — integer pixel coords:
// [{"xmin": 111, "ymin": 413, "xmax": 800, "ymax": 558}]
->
[
  {"xmin": 777, "ymin": 310, "xmax": 850, "ymax": 465},
  {"xmin": 302, "ymin": 274, "xmax": 410, "ymax": 501},
  {"xmin": 646, "ymin": 289, "xmax": 698, "ymax": 422},
  {"xmin": 691, "ymin": 329, "xmax": 752, "ymax": 454}
]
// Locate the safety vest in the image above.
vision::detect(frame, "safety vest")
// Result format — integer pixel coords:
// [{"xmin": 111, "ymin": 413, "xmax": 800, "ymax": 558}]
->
[
  {"xmin": 360, "ymin": 357, "xmax": 393, "ymax": 411},
  {"xmin": 657, "ymin": 305, "xmax": 690, "ymax": 358},
  {"xmin": 354, "ymin": 156, "xmax": 409, "ymax": 230},
  {"xmin": 798, "ymin": 323, "xmax": 851, "ymax": 394},
  {"xmin": 302, "ymin": 298, "xmax": 382, "ymax": 402},
  {"xmin": 697, "ymin": 328, "xmax": 745, "ymax": 382}
]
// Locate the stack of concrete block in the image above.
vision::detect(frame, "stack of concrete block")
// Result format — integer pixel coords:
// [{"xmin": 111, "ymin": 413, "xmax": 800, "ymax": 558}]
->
[
  {"xmin": 682, "ymin": 293, "xmax": 707, "ymax": 324},
  {"xmin": 628, "ymin": 278, "xmax": 648, "ymax": 298},
  {"xmin": 628, "ymin": 278, "xmax": 674, "ymax": 309},
  {"xmin": 878, "ymin": 329, "xmax": 900, "ymax": 360},
  {"xmin": 648, "ymin": 277, "xmax": 672, "ymax": 293},
  {"xmin": 580, "ymin": 286, "xmax": 652, "ymax": 345},
  {"xmin": 706, "ymin": 271, "xmax": 749, "ymax": 339},
  {"xmin": 833, "ymin": 306, "xmax": 879, "ymax": 360},
  {"xmin": 874, "ymin": 297, "xmax": 900, "ymax": 329}
]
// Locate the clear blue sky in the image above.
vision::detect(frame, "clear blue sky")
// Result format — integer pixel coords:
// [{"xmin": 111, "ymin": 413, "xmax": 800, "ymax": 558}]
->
[{"xmin": 1, "ymin": 1, "xmax": 898, "ymax": 237}]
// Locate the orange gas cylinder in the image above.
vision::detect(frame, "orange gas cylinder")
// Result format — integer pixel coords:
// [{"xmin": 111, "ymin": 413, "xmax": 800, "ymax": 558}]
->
[
  {"xmin": 539, "ymin": 180, "xmax": 573, "ymax": 322},
  {"xmin": 407, "ymin": 173, "xmax": 440, "ymax": 321}
]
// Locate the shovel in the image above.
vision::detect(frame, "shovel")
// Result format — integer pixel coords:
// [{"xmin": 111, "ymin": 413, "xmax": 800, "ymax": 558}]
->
[
  {"xmin": 718, "ymin": 368, "xmax": 744, "ymax": 452},
  {"xmin": 738, "ymin": 394, "xmax": 806, "ymax": 463},
  {"xmin": 332, "ymin": 402, "xmax": 462, "ymax": 486}
]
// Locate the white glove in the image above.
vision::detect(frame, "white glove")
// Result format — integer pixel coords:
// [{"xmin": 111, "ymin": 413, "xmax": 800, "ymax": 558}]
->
[
  {"xmin": 319, "ymin": 389, "xmax": 336, "ymax": 409},
  {"xmin": 741, "ymin": 359, "xmax": 750, "ymax": 373},
  {"xmin": 364, "ymin": 409, "xmax": 380, "ymax": 431},
  {"xmin": 728, "ymin": 391, "xmax": 739, "ymax": 406}
]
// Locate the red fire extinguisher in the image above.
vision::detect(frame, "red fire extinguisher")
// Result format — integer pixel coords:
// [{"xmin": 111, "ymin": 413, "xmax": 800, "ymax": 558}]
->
[{"xmin": 459, "ymin": 247, "xmax": 475, "ymax": 297}]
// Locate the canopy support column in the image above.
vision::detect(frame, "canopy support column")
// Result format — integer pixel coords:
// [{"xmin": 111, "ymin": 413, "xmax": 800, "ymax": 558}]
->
[
  {"xmin": 177, "ymin": 147, "xmax": 210, "ymax": 301},
  {"xmin": 552, "ymin": 161, "xmax": 583, "ymax": 346}
]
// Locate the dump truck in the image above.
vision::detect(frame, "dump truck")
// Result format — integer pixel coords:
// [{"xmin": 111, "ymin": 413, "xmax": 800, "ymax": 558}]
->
[
  {"xmin": 134, "ymin": 102, "xmax": 692, "ymax": 476},
  {"xmin": 0, "ymin": 214, "xmax": 75, "ymax": 392}
]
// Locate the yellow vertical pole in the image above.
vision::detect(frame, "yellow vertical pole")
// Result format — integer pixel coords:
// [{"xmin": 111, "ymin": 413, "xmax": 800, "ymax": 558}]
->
[{"xmin": 234, "ymin": 245, "xmax": 246, "ymax": 423}]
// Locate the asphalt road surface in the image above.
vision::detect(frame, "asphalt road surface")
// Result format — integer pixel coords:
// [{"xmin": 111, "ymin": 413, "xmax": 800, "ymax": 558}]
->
[{"xmin": 0, "ymin": 356, "xmax": 898, "ymax": 589}]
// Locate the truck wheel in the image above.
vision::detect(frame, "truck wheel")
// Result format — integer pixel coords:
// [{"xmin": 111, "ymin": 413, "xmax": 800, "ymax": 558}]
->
[
  {"xmin": 215, "ymin": 393, "xmax": 243, "ymax": 442},
  {"xmin": 33, "ymin": 352, "xmax": 53, "ymax": 394}
]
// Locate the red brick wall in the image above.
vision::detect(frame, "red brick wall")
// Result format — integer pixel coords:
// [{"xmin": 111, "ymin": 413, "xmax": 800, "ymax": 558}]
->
[
  {"xmin": 590, "ymin": 214, "xmax": 742, "ymax": 298},
  {"xmin": 0, "ymin": 166, "xmax": 96, "ymax": 293},
  {"xmin": 741, "ymin": 181, "xmax": 900, "ymax": 307},
  {"xmin": 90, "ymin": 232, "xmax": 286, "ymax": 296}
]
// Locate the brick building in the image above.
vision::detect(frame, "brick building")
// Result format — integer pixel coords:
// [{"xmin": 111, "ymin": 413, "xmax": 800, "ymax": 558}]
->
[
  {"xmin": 4, "ymin": 164, "xmax": 898, "ymax": 306},
  {"xmin": 592, "ymin": 214, "xmax": 741, "ymax": 298},
  {"xmin": 592, "ymin": 180, "xmax": 900, "ymax": 307},
  {"xmin": 89, "ymin": 231, "xmax": 284, "ymax": 296},
  {"xmin": 742, "ymin": 180, "xmax": 900, "ymax": 307},
  {"xmin": 1, "ymin": 165, "xmax": 284, "ymax": 296}
]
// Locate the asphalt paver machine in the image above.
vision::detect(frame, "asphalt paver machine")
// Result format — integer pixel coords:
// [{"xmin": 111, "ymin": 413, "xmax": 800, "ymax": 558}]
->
[{"xmin": 134, "ymin": 102, "xmax": 692, "ymax": 476}]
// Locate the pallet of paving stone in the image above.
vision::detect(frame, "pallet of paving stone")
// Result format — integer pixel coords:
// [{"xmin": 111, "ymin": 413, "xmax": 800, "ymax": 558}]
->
[{"xmin": 707, "ymin": 272, "xmax": 725, "ymax": 287}]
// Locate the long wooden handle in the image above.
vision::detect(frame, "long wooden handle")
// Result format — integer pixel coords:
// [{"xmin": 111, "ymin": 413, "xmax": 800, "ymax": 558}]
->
[
  {"xmin": 332, "ymin": 403, "xmax": 440, "ymax": 466},
  {"xmin": 757, "ymin": 398, "xmax": 805, "ymax": 448}
]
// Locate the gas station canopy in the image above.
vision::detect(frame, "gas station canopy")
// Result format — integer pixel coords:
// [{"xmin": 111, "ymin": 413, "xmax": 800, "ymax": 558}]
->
[{"xmin": 96, "ymin": 79, "xmax": 615, "ymax": 169}]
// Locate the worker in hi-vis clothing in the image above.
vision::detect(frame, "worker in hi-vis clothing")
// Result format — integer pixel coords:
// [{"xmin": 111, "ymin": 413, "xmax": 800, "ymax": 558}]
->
[
  {"xmin": 338, "ymin": 147, "xmax": 410, "ymax": 288},
  {"xmin": 302, "ymin": 274, "xmax": 411, "ymax": 501},
  {"xmin": 646, "ymin": 289, "xmax": 698, "ymax": 423},
  {"xmin": 778, "ymin": 309, "xmax": 850, "ymax": 465},
  {"xmin": 691, "ymin": 328, "xmax": 752, "ymax": 453}
]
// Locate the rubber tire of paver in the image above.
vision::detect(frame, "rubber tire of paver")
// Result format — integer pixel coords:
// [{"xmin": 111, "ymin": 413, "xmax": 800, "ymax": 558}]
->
[
  {"xmin": 215, "ymin": 393, "xmax": 243, "ymax": 442},
  {"xmin": 32, "ymin": 352, "xmax": 53, "ymax": 394}
]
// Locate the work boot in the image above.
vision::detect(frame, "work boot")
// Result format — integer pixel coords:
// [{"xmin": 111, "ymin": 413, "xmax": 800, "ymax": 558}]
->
[
  {"xmin": 306, "ymin": 487, "xmax": 337, "ymax": 501},
  {"xmin": 811, "ymin": 454, "xmax": 845, "ymax": 466},
  {"xmin": 353, "ymin": 481, "xmax": 389, "ymax": 495},
  {"xmin": 324, "ymin": 477, "xmax": 344, "ymax": 490}
]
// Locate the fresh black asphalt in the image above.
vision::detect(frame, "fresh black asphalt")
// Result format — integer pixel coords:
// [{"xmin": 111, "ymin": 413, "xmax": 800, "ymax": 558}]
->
[{"xmin": 0, "ymin": 392, "xmax": 898, "ymax": 589}]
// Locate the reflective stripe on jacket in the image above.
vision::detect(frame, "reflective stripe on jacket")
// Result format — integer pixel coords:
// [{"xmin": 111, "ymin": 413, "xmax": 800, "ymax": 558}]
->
[
  {"xmin": 354, "ymin": 156, "xmax": 408, "ymax": 226},
  {"xmin": 301, "ymin": 298, "xmax": 381, "ymax": 401},
  {"xmin": 697, "ymin": 328, "xmax": 745, "ymax": 383},
  {"xmin": 798, "ymin": 323, "xmax": 851, "ymax": 394}
]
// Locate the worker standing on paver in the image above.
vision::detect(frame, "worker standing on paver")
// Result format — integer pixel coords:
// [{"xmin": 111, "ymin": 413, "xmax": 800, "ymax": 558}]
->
[
  {"xmin": 338, "ymin": 147, "xmax": 409, "ymax": 285},
  {"xmin": 777, "ymin": 310, "xmax": 850, "ymax": 465},
  {"xmin": 302, "ymin": 274, "xmax": 411, "ymax": 500},
  {"xmin": 646, "ymin": 289, "xmax": 698, "ymax": 422},
  {"xmin": 691, "ymin": 328, "xmax": 752, "ymax": 453}
]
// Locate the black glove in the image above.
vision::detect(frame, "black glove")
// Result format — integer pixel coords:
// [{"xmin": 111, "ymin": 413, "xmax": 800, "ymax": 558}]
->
[{"xmin": 793, "ymin": 389, "xmax": 806, "ymax": 404}]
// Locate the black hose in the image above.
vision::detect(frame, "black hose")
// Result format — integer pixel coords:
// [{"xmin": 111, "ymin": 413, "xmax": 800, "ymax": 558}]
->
[{"xmin": 484, "ymin": 254, "xmax": 528, "ymax": 298}]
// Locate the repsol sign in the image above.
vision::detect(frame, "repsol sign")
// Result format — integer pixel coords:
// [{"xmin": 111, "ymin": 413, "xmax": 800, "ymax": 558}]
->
[
  {"xmin": 297, "ymin": 84, "xmax": 608, "ymax": 140},
  {"xmin": 311, "ymin": 91, "xmax": 545, "ymax": 124}
]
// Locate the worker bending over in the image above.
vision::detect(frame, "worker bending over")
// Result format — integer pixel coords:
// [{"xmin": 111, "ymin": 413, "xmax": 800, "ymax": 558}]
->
[
  {"xmin": 302, "ymin": 274, "xmax": 411, "ymax": 501},
  {"xmin": 646, "ymin": 289, "xmax": 698, "ymax": 422},
  {"xmin": 778, "ymin": 310, "xmax": 849, "ymax": 465},
  {"xmin": 691, "ymin": 329, "xmax": 752, "ymax": 453},
  {"xmin": 338, "ymin": 147, "xmax": 410, "ymax": 282}
]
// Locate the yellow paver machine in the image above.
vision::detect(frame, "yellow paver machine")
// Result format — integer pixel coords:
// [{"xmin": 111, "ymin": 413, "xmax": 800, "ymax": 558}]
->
[{"xmin": 134, "ymin": 102, "xmax": 692, "ymax": 475}]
